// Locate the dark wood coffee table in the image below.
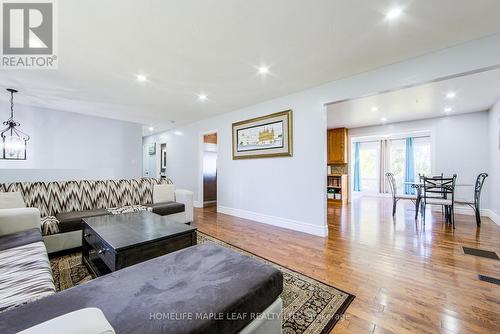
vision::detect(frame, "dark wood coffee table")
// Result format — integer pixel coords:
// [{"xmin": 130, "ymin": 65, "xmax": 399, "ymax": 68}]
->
[{"xmin": 82, "ymin": 211, "xmax": 197, "ymax": 276}]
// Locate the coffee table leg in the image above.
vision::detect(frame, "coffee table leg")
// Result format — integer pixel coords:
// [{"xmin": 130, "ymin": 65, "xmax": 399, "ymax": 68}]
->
[{"xmin": 191, "ymin": 231, "xmax": 197, "ymax": 245}]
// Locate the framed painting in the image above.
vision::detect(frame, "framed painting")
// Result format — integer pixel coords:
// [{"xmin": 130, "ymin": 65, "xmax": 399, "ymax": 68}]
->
[
  {"xmin": 232, "ymin": 110, "xmax": 293, "ymax": 159},
  {"xmin": 148, "ymin": 143, "xmax": 156, "ymax": 155}
]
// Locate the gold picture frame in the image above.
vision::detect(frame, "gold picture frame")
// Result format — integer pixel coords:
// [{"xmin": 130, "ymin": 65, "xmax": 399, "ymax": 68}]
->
[{"xmin": 232, "ymin": 110, "xmax": 293, "ymax": 159}]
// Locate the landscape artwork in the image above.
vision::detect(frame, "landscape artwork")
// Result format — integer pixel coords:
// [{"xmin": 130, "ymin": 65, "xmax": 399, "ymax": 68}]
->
[
  {"xmin": 232, "ymin": 110, "xmax": 293, "ymax": 159},
  {"xmin": 237, "ymin": 121, "xmax": 284, "ymax": 152}
]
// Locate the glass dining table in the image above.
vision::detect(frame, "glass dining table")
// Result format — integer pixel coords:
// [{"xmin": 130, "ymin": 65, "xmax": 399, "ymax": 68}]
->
[{"xmin": 403, "ymin": 181, "xmax": 473, "ymax": 218}]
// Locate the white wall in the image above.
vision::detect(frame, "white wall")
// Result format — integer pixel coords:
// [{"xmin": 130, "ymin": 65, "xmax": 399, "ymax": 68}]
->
[
  {"xmin": 0, "ymin": 103, "xmax": 142, "ymax": 182},
  {"xmin": 488, "ymin": 99, "xmax": 500, "ymax": 221},
  {"xmin": 143, "ymin": 34, "xmax": 500, "ymax": 236},
  {"xmin": 143, "ymin": 98, "xmax": 329, "ymax": 237},
  {"xmin": 348, "ymin": 112, "xmax": 490, "ymax": 205}
]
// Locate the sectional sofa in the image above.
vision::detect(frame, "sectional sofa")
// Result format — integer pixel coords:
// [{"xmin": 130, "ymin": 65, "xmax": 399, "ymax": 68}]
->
[
  {"xmin": 0, "ymin": 200, "xmax": 283, "ymax": 333},
  {"xmin": 0, "ymin": 178, "xmax": 194, "ymax": 253},
  {"xmin": 0, "ymin": 178, "xmax": 283, "ymax": 333}
]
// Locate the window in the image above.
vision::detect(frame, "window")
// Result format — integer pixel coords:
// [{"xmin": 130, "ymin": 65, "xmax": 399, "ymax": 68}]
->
[
  {"xmin": 389, "ymin": 139, "xmax": 405, "ymax": 194},
  {"xmin": 352, "ymin": 135, "xmax": 431, "ymax": 194},
  {"xmin": 357, "ymin": 141, "xmax": 380, "ymax": 193},
  {"xmin": 413, "ymin": 137, "xmax": 431, "ymax": 179}
]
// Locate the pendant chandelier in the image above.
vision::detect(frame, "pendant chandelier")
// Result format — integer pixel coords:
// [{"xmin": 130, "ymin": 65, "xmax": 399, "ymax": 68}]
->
[{"xmin": 1, "ymin": 88, "xmax": 30, "ymax": 160}]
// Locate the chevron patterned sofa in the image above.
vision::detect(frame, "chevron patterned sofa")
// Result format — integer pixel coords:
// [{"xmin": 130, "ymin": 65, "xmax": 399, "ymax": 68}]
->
[{"xmin": 0, "ymin": 178, "xmax": 194, "ymax": 253}]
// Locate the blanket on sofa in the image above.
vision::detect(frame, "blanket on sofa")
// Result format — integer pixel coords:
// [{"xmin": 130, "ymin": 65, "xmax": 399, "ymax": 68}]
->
[{"xmin": 0, "ymin": 229, "xmax": 55, "ymax": 312}]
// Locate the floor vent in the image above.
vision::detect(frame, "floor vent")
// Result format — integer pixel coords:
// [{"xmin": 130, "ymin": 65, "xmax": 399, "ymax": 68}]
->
[
  {"xmin": 462, "ymin": 247, "xmax": 499, "ymax": 260},
  {"xmin": 478, "ymin": 275, "xmax": 500, "ymax": 285}
]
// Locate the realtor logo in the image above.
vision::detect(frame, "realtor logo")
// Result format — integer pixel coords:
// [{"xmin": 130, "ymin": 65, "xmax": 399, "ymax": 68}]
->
[{"xmin": 1, "ymin": 0, "xmax": 57, "ymax": 69}]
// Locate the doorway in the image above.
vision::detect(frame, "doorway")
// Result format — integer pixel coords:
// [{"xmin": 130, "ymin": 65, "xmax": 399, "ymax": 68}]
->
[
  {"xmin": 202, "ymin": 133, "xmax": 217, "ymax": 207},
  {"xmin": 159, "ymin": 143, "xmax": 167, "ymax": 179}
]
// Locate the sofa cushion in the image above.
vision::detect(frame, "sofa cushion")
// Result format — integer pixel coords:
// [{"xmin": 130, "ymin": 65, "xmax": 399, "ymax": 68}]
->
[
  {"xmin": 0, "ymin": 208, "xmax": 41, "ymax": 236},
  {"xmin": 0, "ymin": 228, "xmax": 42, "ymax": 252},
  {"xmin": 152, "ymin": 184, "xmax": 175, "ymax": 204},
  {"xmin": 0, "ymin": 241, "xmax": 55, "ymax": 312},
  {"xmin": 144, "ymin": 201, "xmax": 184, "ymax": 216},
  {"xmin": 0, "ymin": 192, "xmax": 26, "ymax": 209},
  {"xmin": 56, "ymin": 209, "xmax": 111, "ymax": 233},
  {"xmin": 17, "ymin": 308, "xmax": 115, "ymax": 334},
  {"xmin": 0, "ymin": 243, "xmax": 283, "ymax": 334}
]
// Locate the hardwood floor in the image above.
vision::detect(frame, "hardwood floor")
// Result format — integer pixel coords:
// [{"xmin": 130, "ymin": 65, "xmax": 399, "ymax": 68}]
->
[{"xmin": 193, "ymin": 197, "xmax": 500, "ymax": 333}]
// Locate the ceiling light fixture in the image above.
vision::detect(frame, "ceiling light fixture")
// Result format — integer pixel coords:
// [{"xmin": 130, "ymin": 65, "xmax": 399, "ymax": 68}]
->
[
  {"xmin": 371, "ymin": 107, "xmax": 379, "ymax": 112},
  {"xmin": 381, "ymin": 117, "xmax": 388, "ymax": 123},
  {"xmin": 136, "ymin": 74, "xmax": 147, "ymax": 82},
  {"xmin": 198, "ymin": 94, "xmax": 208, "ymax": 101},
  {"xmin": 1, "ymin": 89, "xmax": 29, "ymax": 160},
  {"xmin": 385, "ymin": 7, "xmax": 403, "ymax": 20},
  {"xmin": 148, "ymin": 126, "xmax": 154, "ymax": 132},
  {"xmin": 258, "ymin": 66, "xmax": 270, "ymax": 75},
  {"xmin": 445, "ymin": 92, "xmax": 456, "ymax": 99},
  {"xmin": 444, "ymin": 107, "xmax": 453, "ymax": 113}
]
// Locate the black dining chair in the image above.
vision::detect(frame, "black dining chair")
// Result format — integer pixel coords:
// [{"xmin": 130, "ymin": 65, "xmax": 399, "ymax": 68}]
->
[
  {"xmin": 386, "ymin": 172, "xmax": 417, "ymax": 216},
  {"xmin": 455, "ymin": 173, "xmax": 488, "ymax": 227},
  {"xmin": 419, "ymin": 173, "xmax": 445, "ymax": 218},
  {"xmin": 422, "ymin": 174, "xmax": 457, "ymax": 228}
]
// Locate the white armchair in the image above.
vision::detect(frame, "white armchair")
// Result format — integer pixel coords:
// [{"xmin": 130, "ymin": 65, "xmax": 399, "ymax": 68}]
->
[
  {"xmin": 151, "ymin": 184, "xmax": 194, "ymax": 224},
  {"xmin": 174, "ymin": 189, "xmax": 194, "ymax": 223}
]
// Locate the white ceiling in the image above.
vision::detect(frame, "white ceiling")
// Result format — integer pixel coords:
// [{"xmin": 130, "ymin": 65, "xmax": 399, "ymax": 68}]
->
[
  {"xmin": 326, "ymin": 67, "xmax": 500, "ymax": 129},
  {"xmin": 1, "ymin": 0, "xmax": 500, "ymax": 135}
]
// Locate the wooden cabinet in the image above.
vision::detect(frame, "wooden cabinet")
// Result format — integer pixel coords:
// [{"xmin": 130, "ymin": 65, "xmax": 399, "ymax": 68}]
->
[
  {"xmin": 327, "ymin": 174, "xmax": 348, "ymax": 205},
  {"xmin": 327, "ymin": 128, "xmax": 348, "ymax": 205},
  {"xmin": 327, "ymin": 128, "xmax": 348, "ymax": 164}
]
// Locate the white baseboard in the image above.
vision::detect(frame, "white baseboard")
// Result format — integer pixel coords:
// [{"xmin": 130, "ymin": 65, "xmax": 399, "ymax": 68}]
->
[
  {"xmin": 431, "ymin": 205, "xmax": 500, "ymax": 226},
  {"xmin": 485, "ymin": 209, "xmax": 500, "ymax": 226},
  {"xmin": 217, "ymin": 205, "xmax": 328, "ymax": 237},
  {"xmin": 193, "ymin": 200, "xmax": 202, "ymax": 208}
]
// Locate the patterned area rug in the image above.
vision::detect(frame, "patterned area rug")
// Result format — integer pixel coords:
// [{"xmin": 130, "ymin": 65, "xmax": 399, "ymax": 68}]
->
[
  {"xmin": 50, "ymin": 253, "xmax": 92, "ymax": 291},
  {"xmin": 50, "ymin": 232, "xmax": 354, "ymax": 334}
]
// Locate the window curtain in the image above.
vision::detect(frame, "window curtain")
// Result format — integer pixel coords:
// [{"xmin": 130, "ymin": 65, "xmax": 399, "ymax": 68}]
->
[
  {"xmin": 379, "ymin": 140, "xmax": 390, "ymax": 193},
  {"xmin": 404, "ymin": 137, "xmax": 415, "ymax": 195},
  {"xmin": 353, "ymin": 142, "xmax": 361, "ymax": 191}
]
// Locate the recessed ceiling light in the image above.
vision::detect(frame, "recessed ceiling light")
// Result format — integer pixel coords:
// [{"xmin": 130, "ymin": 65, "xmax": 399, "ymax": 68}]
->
[
  {"xmin": 444, "ymin": 107, "xmax": 453, "ymax": 113},
  {"xmin": 136, "ymin": 74, "xmax": 147, "ymax": 82},
  {"xmin": 258, "ymin": 66, "xmax": 270, "ymax": 75},
  {"xmin": 174, "ymin": 130, "xmax": 184, "ymax": 136},
  {"xmin": 386, "ymin": 7, "xmax": 403, "ymax": 20},
  {"xmin": 198, "ymin": 94, "xmax": 208, "ymax": 101},
  {"xmin": 148, "ymin": 126, "xmax": 154, "ymax": 131},
  {"xmin": 371, "ymin": 107, "xmax": 379, "ymax": 112},
  {"xmin": 446, "ymin": 92, "xmax": 456, "ymax": 99},
  {"xmin": 381, "ymin": 117, "xmax": 388, "ymax": 123}
]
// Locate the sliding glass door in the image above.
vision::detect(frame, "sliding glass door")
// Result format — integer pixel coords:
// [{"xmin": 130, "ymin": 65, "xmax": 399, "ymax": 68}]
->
[
  {"xmin": 352, "ymin": 135, "xmax": 431, "ymax": 194},
  {"xmin": 389, "ymin": 139, "xmax": 405, "ymax": 194},
  {"xmin": 413, "ymin": 137, "xmax": 431, "ymax": 178},
  {"xmin": 357, "ymin": 141, "xmax": 380, "ymax": 193}
]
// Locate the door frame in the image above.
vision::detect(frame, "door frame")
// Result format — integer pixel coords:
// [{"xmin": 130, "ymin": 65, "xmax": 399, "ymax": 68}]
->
[{"xmin": 198, "ymin": 129, "xmax": 218, "ymax": 208}]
